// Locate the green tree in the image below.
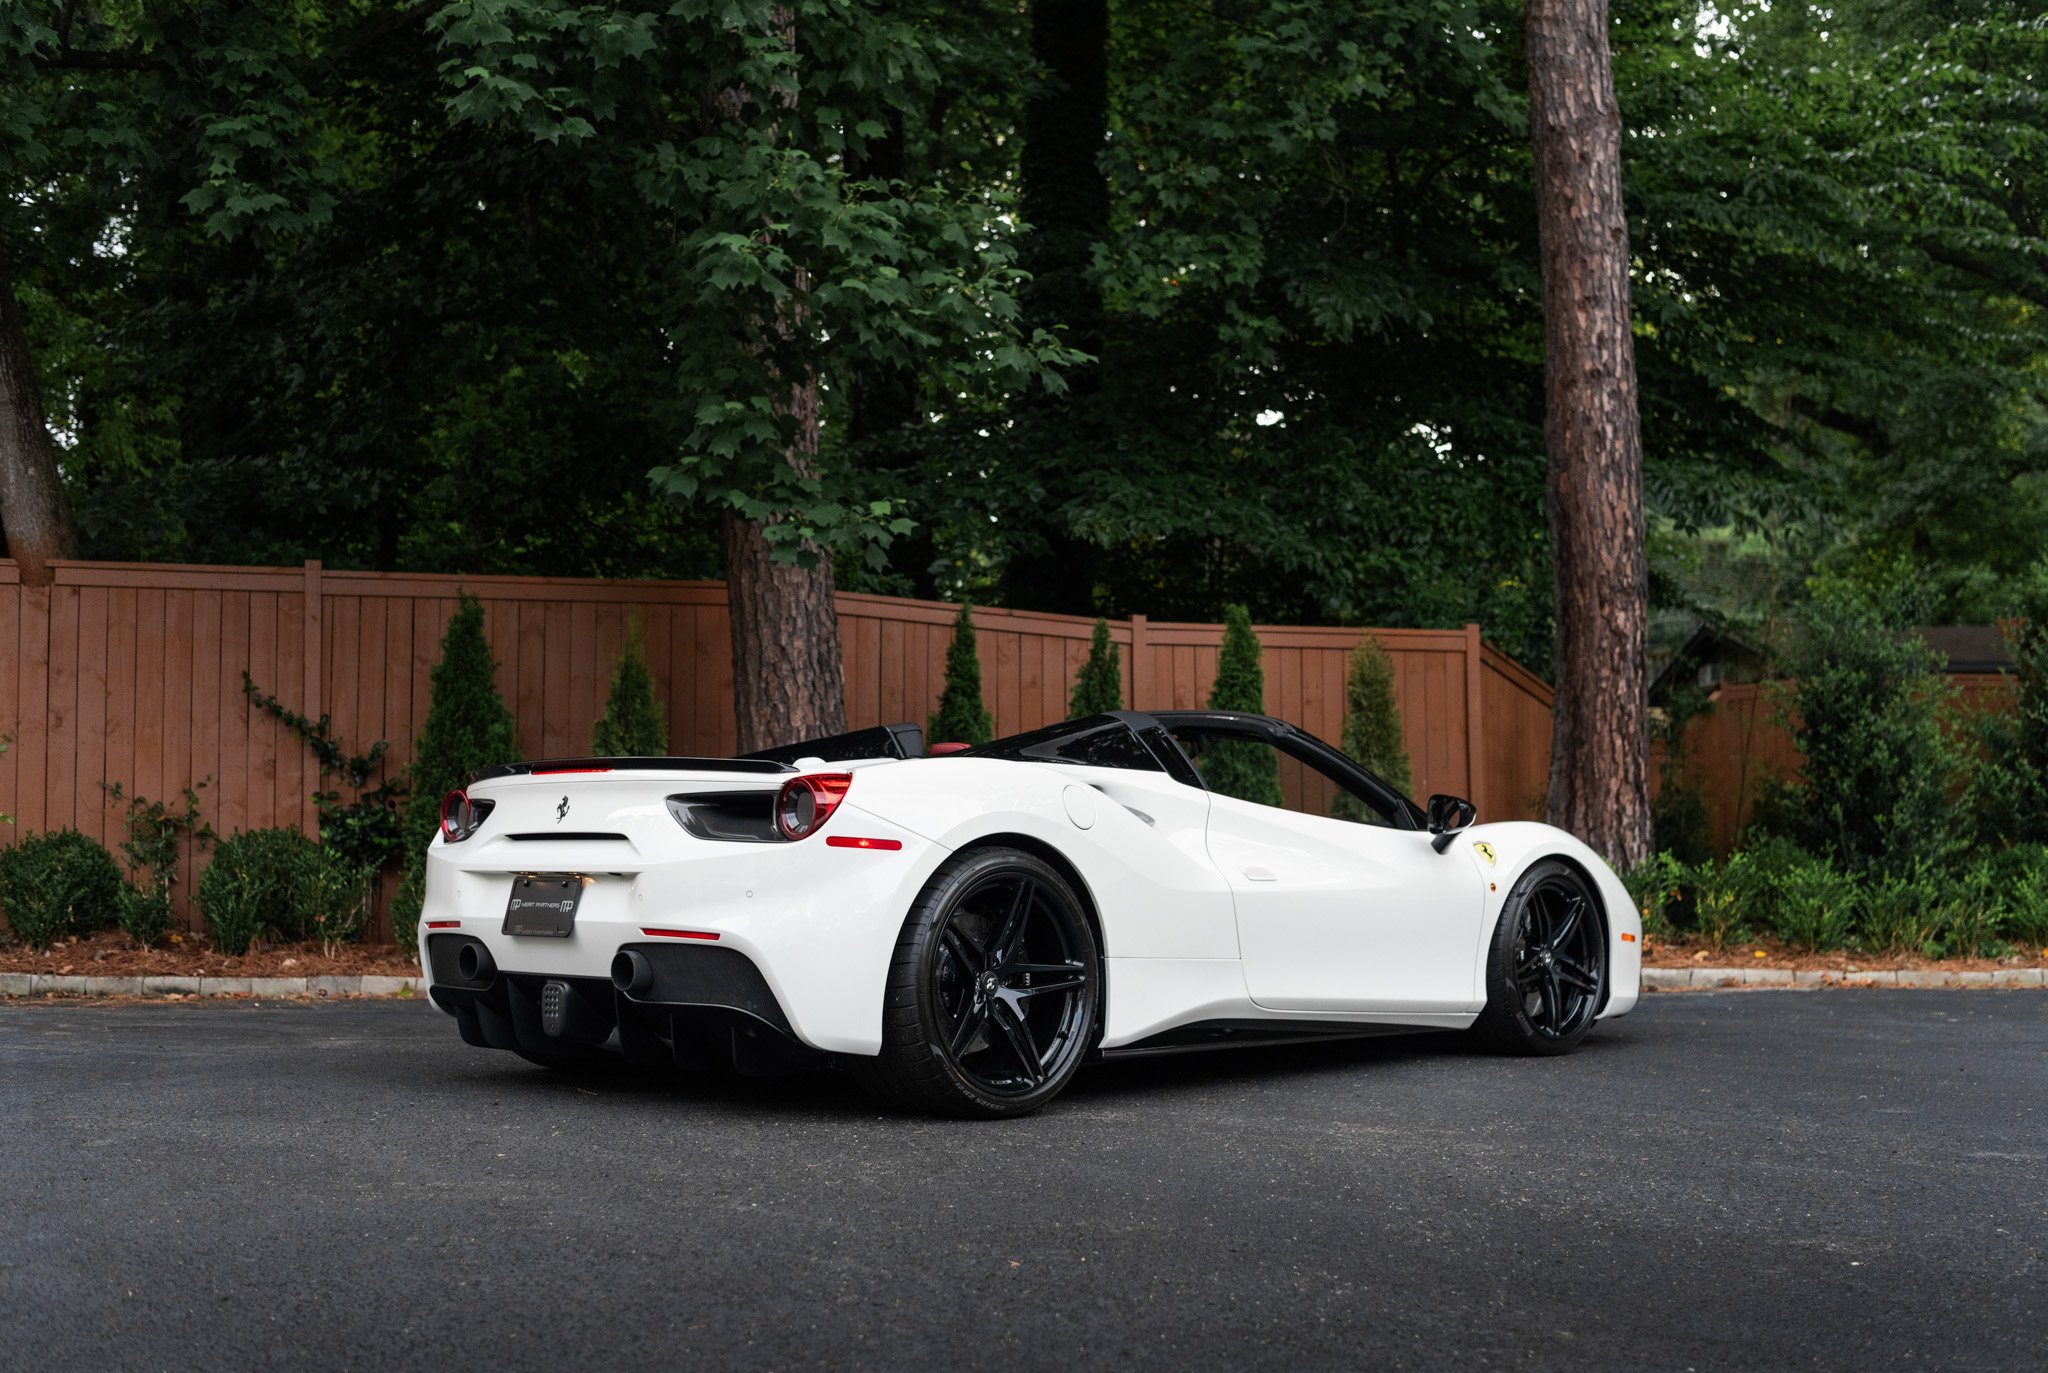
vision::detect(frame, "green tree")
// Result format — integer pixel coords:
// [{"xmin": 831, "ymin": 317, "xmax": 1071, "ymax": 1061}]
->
[
  {"xmin": 1333, "ymin": 635, "xmax": 1411, "ymax": 819},
  {"xmin": 1780, "ymin": 573, "xmax": 1964, "ymax": 874},
  {"xmin": 1068, "ymin": 619, "xmax": 1123, "ymax": 717},
  {"xmin": 928, "ymin": 602, "xmax": 994, "ymax": 747},
  {"xmin": 591, "ymin": 616, "xmax": 668, "ymax": 757},
  {"xmin": 391, "ymin": 593, "xmax": 518, "ymax": 946},
  {"xmin": 1203, "ymin": 604, "xmax": 1282, "ymax": 807}
]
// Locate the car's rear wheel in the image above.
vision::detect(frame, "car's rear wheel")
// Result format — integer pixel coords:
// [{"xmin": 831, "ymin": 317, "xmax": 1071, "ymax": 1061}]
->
[
  {"xmin": 852, "ymin": 847, "xmax": 1100, "ymax": 1118},
  {"xmin": 1470, "ymin": 859, "xmax": 1606, "ymax": 1055}
]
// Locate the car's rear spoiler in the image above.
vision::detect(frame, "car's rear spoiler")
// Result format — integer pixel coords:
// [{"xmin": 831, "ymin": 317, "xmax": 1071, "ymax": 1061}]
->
[
  {"xmin": 467, "ymin": 723, "xmax": 924, "ymax": 785},
  {"xmin": 744, "ymin": 722, "xmax": 925, "ymax": 765}
]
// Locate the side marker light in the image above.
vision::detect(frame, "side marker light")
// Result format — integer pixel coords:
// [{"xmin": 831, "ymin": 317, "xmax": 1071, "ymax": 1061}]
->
[{"xmin": 825, "ymin": 835, "xmax": 903, "ymax": 851}]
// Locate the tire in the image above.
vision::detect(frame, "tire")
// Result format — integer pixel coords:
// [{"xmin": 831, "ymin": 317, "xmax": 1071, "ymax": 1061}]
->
[
  {"xmin": 850, "ymin": 847, "xmax": 1101, "ymax": 1118},
  {"xmin": 1470, "ymin": 858, "xmax": 1606, "ymax": 1056}
]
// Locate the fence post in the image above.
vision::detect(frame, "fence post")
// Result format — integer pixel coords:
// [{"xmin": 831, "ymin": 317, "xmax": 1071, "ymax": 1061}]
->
[
  {"xmin": 302, "ymin": 560, "xmax": 323, "ymax": 841},
  {"xmin": 1128, "ymin": 614, "xmax": 1149, "ymax": 709},
  {"xmin": 1465, "ymin": 623, "xmax": 1488, "ymax": 820}
]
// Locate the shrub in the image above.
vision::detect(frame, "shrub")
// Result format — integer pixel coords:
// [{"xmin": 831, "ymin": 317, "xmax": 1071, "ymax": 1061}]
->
[
  {"xmin": 198, "ymin": 828, "xmax": 326, "ymax": 955},
  {"xmin": 1929, "ymin": 859, "xmax": 2004, "ymax": 960},
  {"xmin": 1069, "ymin": 618, "xmax": 1123, "ymax": 717},
  {"xmin": 1769, "ymin": 859, "xmax": 1858, "ymax": 952},
  {"xmin": 1779, "ymin": 573, "xmax": 1964, "ymax": 874},
  {"xmin": 591, "ymin": 614, "xmax": 668, "ymax": 756},
  {"xmin": 117, "ymin": 886, "xmax": 175, "ymax": 951},
  {"xmin": 1992, "ymin": 845, "xmax": 2048, "ymax": 951},
  {"xmin": 104, "ymin": 781, "xmax": 213, "ymax": 949},
  {"xmin": 1687, "ymin": 852, "xmax": 1755, "ymax": 951},
  {"xmin": 1333, "ymin": 635, "xmax": 1411, "ymax": 820},
  {"xmin": 928, "ymin": 602, "xmax": 994, "ymax": 747},
  {"xmin": 1621, "ymin": 851, "xmax": 1687, "ymax": 941},
  {"xmin": 1856, "ymin": 868, "xmax": 1941, "ymax": 957},
  {"xmin": 1204, "ymin": 604, "xmax": 1284, "ymax": 807},
  {"xmin": 0, "ymin": 830, "xmax": 124, "ymax": 950},
  {"xmin": 303, "ymin": 852, "xmax": 376, "ymax": 957},
  {"xmin": 393, "ymin": 593, "xmax": 519, "ymax": 946}
]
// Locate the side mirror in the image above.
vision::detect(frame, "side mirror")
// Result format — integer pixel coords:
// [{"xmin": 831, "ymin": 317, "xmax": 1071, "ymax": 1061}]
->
[{"xmin": 1426, "ymin": 793, "xmax": 1476, "ymax": 853}]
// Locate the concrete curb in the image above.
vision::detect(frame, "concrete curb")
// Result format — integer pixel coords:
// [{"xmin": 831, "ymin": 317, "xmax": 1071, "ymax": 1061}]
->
[
  {"xmin": 1643, "ymin": 966, "xmax": 2047, "ymax": 990},
  {"xmin": 0, "ymin": 972, "xmax": 422, "ymax": 999}
]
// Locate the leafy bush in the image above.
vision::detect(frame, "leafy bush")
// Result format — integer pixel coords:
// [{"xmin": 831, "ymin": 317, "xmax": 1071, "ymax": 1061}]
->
[
  {"xmin": 928, "ymin": 601, "xmax": 993, "ymax": 747},
  {"xmin": 1856, "ymin": 868, "xmax": 1941, "ymax": 957},
  {"xmin": 303, "ymin": 853, "xmax": 376, "ymax": 957},
  {"xmin": 1069, "ymin": 618, "xmax": 1123, "ymax": 717},
  {"xmin": 0, "ymin": 830, "xmax": 124, "ymax": 950},
  {"xmin": 1687, "ymin": 852, "xmax": 1755, "ymax": 951},
  {"xmin": 198, "ymin": 828, "xmax": 326, "ymax": 954},
  {"xmin": 591, "ymin": 614, "xmax": 668, "ymax": 756},
  {"xmin": 1621, "ymin": 851, "xmax": 1687, "ymax": 941},
  {"xmin": 393, "ymin": 592, "xmax": 519, "ymax": 947},
  {"xmin": 104, "ymin": 781, "xmax": 213, "ymax": 948},
  {"xmin": 1770, "ymin": 859, "xmax": 1858, "ymax": 952},
  {"xmin": 1996, "ymin": 845, "xmax": 2048, "ymax": 951},
  {"xmin": 1204, "ymin": 604, "xmax": 1284, "ymax": 807},
  {"xmin": 244, "ymin": 675, "xmax": 407, "ymax": 874},
  {"xmin": 1334, "ymin": 634, "xmax": 1411, "ymax": 819},
  {"xmin": 1779, "ymin": 573, "xmax": 1964, "ymax": 873}
]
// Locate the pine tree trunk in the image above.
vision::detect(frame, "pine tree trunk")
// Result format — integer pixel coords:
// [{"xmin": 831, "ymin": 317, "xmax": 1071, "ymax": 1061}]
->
[
  {"xmin": 0, "ymin": 245, "xmax": 79, "ymax": 587},
  {"xmin": 1526, "ymin": 0, "xmax": 1651, "ymax": 868},
  {"xmin": 721, "ymin": 364, "xmax": 847, "ymax": 756}
]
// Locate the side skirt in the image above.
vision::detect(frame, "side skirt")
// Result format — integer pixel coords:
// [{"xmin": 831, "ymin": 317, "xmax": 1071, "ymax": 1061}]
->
[{"xmin": 1094, "ymin": 1019, "xmax": 1434, "ymax": 1061}]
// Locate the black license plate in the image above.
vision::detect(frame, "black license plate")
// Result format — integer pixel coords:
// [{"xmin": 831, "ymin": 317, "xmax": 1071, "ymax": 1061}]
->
[{"xmin": 503, "ymin": 874, "xmax": 585, "ymax": 937}]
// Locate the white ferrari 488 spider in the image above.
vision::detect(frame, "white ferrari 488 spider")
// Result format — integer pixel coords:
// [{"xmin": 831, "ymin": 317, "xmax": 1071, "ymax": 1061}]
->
[{"xmin": 420, "ymin": 711, "xmax": 1640, "ymax": 1117}]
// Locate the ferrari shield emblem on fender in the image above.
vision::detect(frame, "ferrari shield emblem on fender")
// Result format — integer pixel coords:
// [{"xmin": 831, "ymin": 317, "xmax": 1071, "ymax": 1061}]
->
[{"xmin": 1473, "ymin": 841, "xmax": 1497, "ymax": 866}]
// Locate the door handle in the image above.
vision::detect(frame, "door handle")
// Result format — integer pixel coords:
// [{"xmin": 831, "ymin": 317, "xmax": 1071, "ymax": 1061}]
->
[{"xmin": 1242, "ymin": 866, "xmax": 1277, "ymax": 882}]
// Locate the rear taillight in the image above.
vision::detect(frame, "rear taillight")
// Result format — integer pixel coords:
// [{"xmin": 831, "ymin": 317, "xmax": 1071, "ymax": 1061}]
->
[
  {"xmin": 439, "ymin": 789, "xmax": 492, "ymax": 843},
  {"xmin": 775, "ymin": 773, "xmax": 852, "ymax": 840}
]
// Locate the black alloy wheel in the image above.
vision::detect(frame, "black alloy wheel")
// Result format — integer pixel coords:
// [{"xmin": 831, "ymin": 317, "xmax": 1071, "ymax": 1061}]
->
[
  {"xmin": 1472, "ymin": 859, "xmax": 1606, "ymax": 1055},
  {"xmin": 853, "ymin": 848, "xmax": 1100, "ymax": 1117}
]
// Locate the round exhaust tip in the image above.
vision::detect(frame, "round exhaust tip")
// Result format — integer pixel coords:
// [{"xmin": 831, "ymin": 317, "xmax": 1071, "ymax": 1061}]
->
[
  {"xmin": 612, "ymin": 949, "xmax": 654, "ymax": 997},
  {"xmin": 455, "ymin": 942, "xmax": 496, "ymax": 986}
]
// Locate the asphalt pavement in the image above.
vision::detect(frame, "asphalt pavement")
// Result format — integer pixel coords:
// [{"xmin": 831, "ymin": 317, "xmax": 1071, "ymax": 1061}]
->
[{"xmin": 2, "ymin": 990, "xmax": 2043, "ymax": 1370}]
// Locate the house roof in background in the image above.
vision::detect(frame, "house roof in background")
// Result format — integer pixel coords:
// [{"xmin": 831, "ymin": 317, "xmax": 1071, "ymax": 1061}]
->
[{"xmin": 1917, "ymin": 625, "xmax": 2013, "ymax": 674}]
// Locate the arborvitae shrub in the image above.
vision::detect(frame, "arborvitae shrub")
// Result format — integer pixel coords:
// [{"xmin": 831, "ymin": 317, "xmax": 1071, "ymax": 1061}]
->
[
  {"xmin": 1333, "ymin": 634, "xmax": 1411, "ymax": 820},
  {"xmin": 1203, "ymin": 604, "xmax": 1283, "ymax": 807},
  {"xmin": 928, "ymin": 602, "xmax": 994, "ymax": 747},
  {"xmin": 592, "ymin": 614, "xmax": 669, "ymax": 756},
  {"xmin": 392, "ymin": 593, "xmax": 519, "ymax": 946},
  {"xmin": 198, "ymin": 828, "xmax": 325, "ymax": 954},
  {"xmin": 1069, "ymin": 619, "xmax": 1123, "ymax": 717},
  {"xmin": 0, "ymin": 829, "xmax": 123, "ymax": 950}
]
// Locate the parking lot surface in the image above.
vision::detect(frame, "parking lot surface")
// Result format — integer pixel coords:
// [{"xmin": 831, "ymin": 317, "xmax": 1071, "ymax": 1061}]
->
[{"xmin": 2, "ymin": 990, "xmax": 2043, "ymax": 1370}]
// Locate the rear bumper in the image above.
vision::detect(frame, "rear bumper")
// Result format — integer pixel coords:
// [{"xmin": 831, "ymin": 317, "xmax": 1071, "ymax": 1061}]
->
[
  {"xmin": 426, "ymin": 934, "xmax": 816, "ymax": 1073},
  {"xmin": 417, "ymin": 801, "xmax": 946, "ymax": 1056}
]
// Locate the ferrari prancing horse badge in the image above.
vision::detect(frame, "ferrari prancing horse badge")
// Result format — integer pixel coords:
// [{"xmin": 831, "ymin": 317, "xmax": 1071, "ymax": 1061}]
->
[{"xmin": 1472, "ymin": 841, "xmax": 1497, "ymax": 866}]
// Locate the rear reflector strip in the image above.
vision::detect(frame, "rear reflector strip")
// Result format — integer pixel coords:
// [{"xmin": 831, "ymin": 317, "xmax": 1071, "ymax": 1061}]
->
[
  {"xmin": 641, "ymin": 927, "xmax": 720, "ymax": 941},
  {"xmin": 426, "ymin": 920, "xmax": 461, "ymax": 930},
  {"xmin": 825, "ymin": 835, "xmax": 903, "ymax": 851}
]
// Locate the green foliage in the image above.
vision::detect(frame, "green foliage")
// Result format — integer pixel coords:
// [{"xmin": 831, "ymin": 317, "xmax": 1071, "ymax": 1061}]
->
[
  {"xmin": 1997, "ymin": 845, "xmax": 2048, "ymax": 952},
  {"xmin": 1768, "ymin": 860, "xmax": 1859, "ymax": 953},
  {"xmin": 1333, "ymin": 635, "xmax": 1411, "ymax": 822},
  {"xmin": 1068, "ymin": 620, "xmax": 1123, "ymax": 718},
  {"xmin": 391, "ymin": 595, "xmax": 519, "ymax": 946},
  {"xmin": 1856, "ymin": 869, "xmax": 1941, "ymax": 958},
  {"xmin": 1779, "ymin": 574, "xmax": 1965, "ymax": 874},
  {"xmin": 198, "ymin": 829, "xmax": 324, "ymax": 954},
  {"xmin": 1978, "ymin": 558, "xmax": 2048, "ymax": 846},
  {"xmin": 302, "ymin": 852, "xmax": 375, "ymax": 958},
  {"xmin": 1687, "ymin": 852, "xmax": 1756, "ymax": 952},
  {"xmin": 0, "ymin": 830, "xmax": 124, "ymax": 950},
  {"xmin": 928, "ymin": 603, "xmax": 994, "ymax": 747},
  {"xmin": 103, "ymin": 781, "xmax": 214, "ymax": 949},
  {"xmin": 1621, "ymin": 851, "xmax": 1688, "ymax": 942},
  {"xmin": 1204, "ymin": 605, "xmax": 1283, "ymax": 808},
  {"xmin": 591, "ymin": 616, "xmax": 668, "ymax": 756},
  {"xmin": 243, "ymin": 675, "xmax": 408, "ymax": 874}
]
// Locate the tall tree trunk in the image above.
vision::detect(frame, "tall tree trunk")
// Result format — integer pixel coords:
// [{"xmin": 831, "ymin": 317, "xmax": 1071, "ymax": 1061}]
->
[
  {"xmin": 1003, "ymin": 0, "xmax": 1109, "ymax": 616},
  {"xmin": 1526, "ymin": 0, "xmax": 1651, "ymax": 868},
  {"xmin": 717, "ymin": 10, "xmax": 847, "ymax": 754},
  {"xmin": 0, "ymin": 245, "xmax": 79, "ymax": 587}
]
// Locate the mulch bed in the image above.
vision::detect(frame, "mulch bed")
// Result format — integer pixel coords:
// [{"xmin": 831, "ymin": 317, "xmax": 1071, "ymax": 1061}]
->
[
  {"xmin": 1642, "ymin": 935, "xmax": 2047, "ymax": 974},
  {"xmin": 0, "ymin": 929, "xmax": 419, "ymax": 979}
]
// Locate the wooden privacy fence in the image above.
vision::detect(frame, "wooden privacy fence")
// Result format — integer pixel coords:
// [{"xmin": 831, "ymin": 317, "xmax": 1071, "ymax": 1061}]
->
[{"xmin": 0, "ymin": 558, "xmax": 1555, "ymax": 936}]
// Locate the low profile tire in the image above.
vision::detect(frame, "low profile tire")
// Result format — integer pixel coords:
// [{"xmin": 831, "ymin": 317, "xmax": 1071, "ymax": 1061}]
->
[
  {"xmin": 851, "ymin": 847, "xmax": 1100, "ymax": 1119},
  {"xmin": 1470, "ymin": 859, "xmax": 1606, "ymax": 1056}
]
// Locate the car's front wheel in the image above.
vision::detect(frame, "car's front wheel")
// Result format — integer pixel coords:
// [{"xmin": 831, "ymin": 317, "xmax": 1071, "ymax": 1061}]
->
[
  {"xmin": 852, "ymin": 847, "xmax": 1100, "ymax": 1118},
  {"xmin": 1470, "ymin": 859, "xmax": 1606, "ymax": 1055}
]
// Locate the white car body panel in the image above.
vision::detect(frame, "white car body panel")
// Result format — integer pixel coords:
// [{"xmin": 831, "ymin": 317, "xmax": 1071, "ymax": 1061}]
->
[{"xmin": 421, "ymin": 719, "xmax": 1641, "ymax": 1064}]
